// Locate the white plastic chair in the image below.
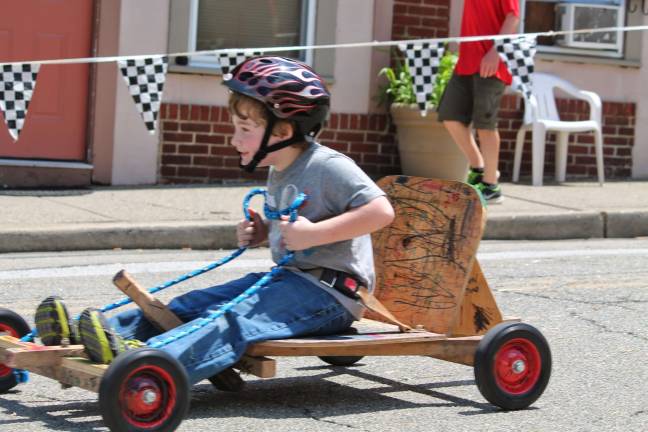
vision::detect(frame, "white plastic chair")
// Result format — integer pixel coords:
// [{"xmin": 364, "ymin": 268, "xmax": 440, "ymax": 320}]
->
[{"xmin": 513, "ymin": 72, "xmax": 604, "ymax": 186}]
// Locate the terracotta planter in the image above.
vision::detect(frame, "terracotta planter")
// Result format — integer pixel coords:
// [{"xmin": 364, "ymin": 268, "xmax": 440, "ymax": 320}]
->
[{"xmin": 390, "ymin": 104, "xmax": 468, "ymax": 182}]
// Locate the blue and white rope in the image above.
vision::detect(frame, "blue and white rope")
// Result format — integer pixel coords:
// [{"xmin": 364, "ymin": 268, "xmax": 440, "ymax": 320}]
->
[
  {"xmin": 20, "ymin": 187, "xmax": 307, "ymax": 345},
  {"xmin": 19, "ymin": 246, "xmax": 248, "ymax": 342},
  {"xmin": 149, "ymin": 190, "xmax": 308, "ymax": 349},
  {"xmin": 21, "ymin": 188, "xmax": 268, "ymax": 342}
]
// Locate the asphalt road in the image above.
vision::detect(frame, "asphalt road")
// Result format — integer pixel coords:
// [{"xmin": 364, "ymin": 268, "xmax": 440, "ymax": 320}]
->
[{"xmin": 0, "ymin": 238, "xmax": 647, "ymax": 431}]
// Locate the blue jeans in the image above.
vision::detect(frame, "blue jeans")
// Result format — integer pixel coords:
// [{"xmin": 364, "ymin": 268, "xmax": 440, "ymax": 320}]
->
[{"xmin": 108, "ymin": 270, "xmax": 355, "ymax": 385}]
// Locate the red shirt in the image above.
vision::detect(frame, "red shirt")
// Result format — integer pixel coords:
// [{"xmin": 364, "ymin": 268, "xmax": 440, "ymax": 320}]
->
[{"xmin": 455, "ymin": 0, "xmax": 520, "ymax": 85}]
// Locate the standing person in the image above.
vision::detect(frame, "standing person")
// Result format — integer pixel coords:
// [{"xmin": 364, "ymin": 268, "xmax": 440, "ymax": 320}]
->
[
  {"xmin": 437, "ymin": 0, "xmax": 520, "ymax": 203},
  {"xmin": 33, "ymin": 56, "xmax": 395, "ymax": 385}
]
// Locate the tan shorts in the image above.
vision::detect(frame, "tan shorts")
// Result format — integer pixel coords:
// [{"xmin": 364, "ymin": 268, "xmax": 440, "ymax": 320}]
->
[{"xmin": 437, "ymin": 73, "xmax": 506, "ymax": 130}]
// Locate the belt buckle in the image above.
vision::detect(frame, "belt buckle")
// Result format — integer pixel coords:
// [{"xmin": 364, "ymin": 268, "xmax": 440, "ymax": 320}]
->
[{"xmin": 320, "ymin": 274, "xmax": 337, "ymax": 288}]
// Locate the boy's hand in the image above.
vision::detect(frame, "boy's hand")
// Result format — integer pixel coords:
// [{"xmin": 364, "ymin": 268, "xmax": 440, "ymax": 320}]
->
[
  {"xmin": 237, "ymin": 209, "xmax": 268, "ymax": 247},
  {"xmin": 480, "ymin": 46, "xmax": 500, "ymax": 78},
  {"xmin": 279, "ymin": 215, "xmax": 319, "ymax": 251}
]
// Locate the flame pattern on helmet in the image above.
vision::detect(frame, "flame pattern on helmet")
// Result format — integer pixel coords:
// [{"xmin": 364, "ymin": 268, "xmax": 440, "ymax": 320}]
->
[{"xmin": 226, "ymin": 57, "xmax": 330, "ymax": 120}]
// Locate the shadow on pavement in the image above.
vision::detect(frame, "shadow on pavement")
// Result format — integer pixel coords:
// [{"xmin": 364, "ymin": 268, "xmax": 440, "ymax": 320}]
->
[{"xmin": 0, "ymin": 363, "xmax": 532, "ymax": 431}]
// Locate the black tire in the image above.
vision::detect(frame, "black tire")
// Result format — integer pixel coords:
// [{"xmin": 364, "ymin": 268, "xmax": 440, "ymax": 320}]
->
[
  {"xmin": 318, "ymin": 356, "xmax": 364, "ymax": 366},
  {"xmin": 0, "ymin": 308, "xmax": 31, "ymax": 393},
  {"xmin": 99, "ymin": 348, "xmax": 190, "ymax": 432},
  {"xmin": 474, "ymin": 322, "xmax": 551, "ymax": 410},
  {"xmin": 208, "ymin": 367, "xmax": 245, "ymax": 392}
]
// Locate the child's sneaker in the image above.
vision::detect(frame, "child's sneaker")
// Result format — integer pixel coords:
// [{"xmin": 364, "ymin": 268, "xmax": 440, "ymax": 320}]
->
[
  {"xmin": 78, "ymin": 308, "xmax": 144, "ymax": 364},
  {"xmin": 476, "ymin": 182, "xmax": 504, "ymax": 204},
  {"xmin": 466, "ymin": 167, "xmax": 484, "ymax": 186},
  {"xmin": 35, "ymin": 296, "xmax": 78, "ymax": 346}
]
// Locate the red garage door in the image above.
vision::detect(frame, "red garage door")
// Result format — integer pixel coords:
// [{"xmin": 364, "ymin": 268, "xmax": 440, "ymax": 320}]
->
[{"xmin": 0, "ymin": 0, "xmax": 93, "ymax": 160}]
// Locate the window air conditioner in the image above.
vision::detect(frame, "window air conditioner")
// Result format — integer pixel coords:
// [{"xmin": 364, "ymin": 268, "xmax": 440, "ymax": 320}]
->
[{"xmin": 555, "ymin": 3, "xmax": 624, "ymax": 54}]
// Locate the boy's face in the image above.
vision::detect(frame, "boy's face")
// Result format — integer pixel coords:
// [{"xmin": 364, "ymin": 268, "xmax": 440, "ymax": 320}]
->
[
  {"xmin": 231, "ymin": 114, "xmax": 267, "ymax": 167},
  {"xmin": 230, "ymin": 107, "xmax": 289, "ymax": 168}
]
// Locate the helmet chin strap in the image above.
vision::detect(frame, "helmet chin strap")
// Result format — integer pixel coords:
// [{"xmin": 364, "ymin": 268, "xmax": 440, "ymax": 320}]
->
[{"xmin": 240, "ymin": 116, "xmax": 307, "ymax": 173}]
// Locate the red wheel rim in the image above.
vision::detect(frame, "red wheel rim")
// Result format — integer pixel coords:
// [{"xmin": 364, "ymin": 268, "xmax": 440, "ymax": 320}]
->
[
  {"xmin": 0, "ymin": 323, "xmax": 19, "ymax": 378},
  {"xmin": 493, "ymin": 337, "xmax": 542, "ymax": 395},
  {"xmin": 120, "ymin": 364, "xmax": 177, "ymax": 428}
]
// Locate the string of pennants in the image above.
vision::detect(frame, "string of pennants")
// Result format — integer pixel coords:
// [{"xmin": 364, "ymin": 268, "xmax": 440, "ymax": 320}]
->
[
  {"xmin": 0, "ymin": 50, "xmax": 261, "ymax": 141},
  {"xmin": 1, "ymin": 36, "xmax": 537, "ymax": 139},
  {"xmin": 3, "ymin": 21, "xmax": 648, "ymax": 139},
  {"xmin": 0, "ymin": 31, "xmax": 541, "ymax": 140},
  {"xmin": 400, "ymin": 35, "xmax": 537, "ymax": 116}
]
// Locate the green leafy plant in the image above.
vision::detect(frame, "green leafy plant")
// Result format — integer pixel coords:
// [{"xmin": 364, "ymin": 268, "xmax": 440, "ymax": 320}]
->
[{"xmin": 378, "ymin": 48, "xmax": 458, "ymax": 110}]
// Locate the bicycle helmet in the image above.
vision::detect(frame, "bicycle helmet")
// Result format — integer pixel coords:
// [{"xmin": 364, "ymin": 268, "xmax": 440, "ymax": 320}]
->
[{"xmin": 223, "ymin": 56, "xmax": 331, "ymax": 172}]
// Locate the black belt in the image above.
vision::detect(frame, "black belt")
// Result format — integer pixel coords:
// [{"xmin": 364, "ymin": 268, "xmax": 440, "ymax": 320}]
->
[
  {"xmin": 301, "ymin": 268, "xmax": 416, "ymax": 333},
  {"xmin": 301, "ymin": 267, "xmax": 362, "ymax": 300}
]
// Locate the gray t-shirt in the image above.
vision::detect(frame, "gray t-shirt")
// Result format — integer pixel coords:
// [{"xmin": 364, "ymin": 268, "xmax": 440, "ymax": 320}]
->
[{"xmin": 266, "ymin": 142, "xmax": 385, "ymax": 318}]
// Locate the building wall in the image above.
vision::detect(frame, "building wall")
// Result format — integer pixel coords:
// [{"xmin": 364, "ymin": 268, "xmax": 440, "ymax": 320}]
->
[
  {"xmin": 391, "ymin": 0, "xmax": 450, "ymax": 40},
  {"xmin": 93, "ymin": 0, "xmax": 169, "ymax": 185},
  {"xmin": 159, "ymin": 0, "xmax": 446, "ymax": 184},
  {"xmin": 160, "ymin": 0, "xmax": 398, "ymax": 183},
  {"xmin": 157, "ymin": 0, "xmax": 641, "ymax": 184},
  {"xmin": 113, "ymin": 0, "xmax": 169, "ymax": 185}
]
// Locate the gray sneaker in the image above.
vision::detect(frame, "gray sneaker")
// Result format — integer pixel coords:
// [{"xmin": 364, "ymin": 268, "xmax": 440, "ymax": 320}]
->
[
  {"xmin": 78, "ymin": 308, "xmax": 144, "ymax": 364},
  {"xmin": 476, "ymin": 182, "xmax": 504, "ymax": 204},
  {"xmin": 35, "ymin": 296, "xmax": 78, "ymax": 346}
]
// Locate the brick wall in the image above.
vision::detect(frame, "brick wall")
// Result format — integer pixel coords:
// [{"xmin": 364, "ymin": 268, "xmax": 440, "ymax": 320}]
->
[
  {"xmin": 497, "ymin": 95, "xmax": 635, "ymax": 180},
  {"xmin": 159, "ymin": 104, "xmax": 398, "ymax": 183},
  {"xmin": 392, "ymin": 0, "xmax": 451, "ymax": 40},
  {"xmin": 159, "ymin": 97, "xmax": 635, "ymax": 184}
]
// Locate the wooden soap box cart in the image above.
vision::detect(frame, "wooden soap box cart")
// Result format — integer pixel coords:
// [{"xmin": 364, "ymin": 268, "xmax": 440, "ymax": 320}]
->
[{"xmin": 0, "ymin": 176, "xmax": 551, "ymax": 432}]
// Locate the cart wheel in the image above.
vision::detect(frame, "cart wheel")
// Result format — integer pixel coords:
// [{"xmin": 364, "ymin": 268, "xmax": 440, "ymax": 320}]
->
[
  {"xmin": 208, "ymin": 367, "xmax": 245, "ymax": 392},
  {"xmin": 99, "ymin": 348, "xmax": 190, "ymax": 432},
  {"xmin": 318, "ymin": 356, "xmax": 364, "ymax": 366},
  {"xmin": 0, "ymin": 308, "xmax": 31, "ymax": 393},
  {"xmin": 474, "ymin": 322, "xmax": 551, "ymax": 410}
]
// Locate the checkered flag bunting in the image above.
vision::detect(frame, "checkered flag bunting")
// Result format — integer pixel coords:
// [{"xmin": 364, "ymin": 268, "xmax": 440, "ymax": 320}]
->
[
  {"xmin": 399, "ymin": 42, "xmax": 445, "ymax": 115},
  {"xmin": 496, "ymin": 36, "xmax": 537, "ymax": 100},
  {"xmin": 118, "ymin": 56, "xmax": 168, "ymax": 134},
  {"xmin": 0, "ymin": 63, "xmax": 40, "ymax": 141},
  {"xmin": 217, "ymin": 51, "xmax": 263, "ymax": 78}
]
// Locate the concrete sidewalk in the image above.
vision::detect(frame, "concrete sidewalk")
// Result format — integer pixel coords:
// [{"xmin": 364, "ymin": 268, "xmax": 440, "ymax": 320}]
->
[{"xmin": 1, "ymin": 180, "xmax": 647, "ymax": 253}]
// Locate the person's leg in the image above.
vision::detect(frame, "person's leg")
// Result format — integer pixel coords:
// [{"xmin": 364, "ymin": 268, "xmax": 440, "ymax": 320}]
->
[
  {"xmin": 443, "ymin": 121, "xmax": 483, "ymax": 169},
  {"xmin": 146, "ymin": 269, "xmax": 354, "ymax": 385},
  {"xmin": 471, "ymin": 75, "xmax": 506, "ymax": 202},
  {"xmin": 476, "ymin": 128, "xmax": 501, "ymax": 185},
  {"xmin": 438, "ymin": 73, "xmax": 483, "ymax": 173},
  {"xmin": 107, "ymin": 272, "xmax": 266, "ymax": 342},
  {"xmin": 472, "ymin": 76, "xmax": 505, "ymax": 182},
  {"xmin": 76, "ymin": 272, "xmax": 269, "ymax": 365}
]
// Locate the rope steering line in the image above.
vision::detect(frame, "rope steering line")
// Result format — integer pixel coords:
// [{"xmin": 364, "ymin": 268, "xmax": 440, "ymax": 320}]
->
[{"xmin": 20, "ymin": 188, "xmax": 307, "ymax": 345}]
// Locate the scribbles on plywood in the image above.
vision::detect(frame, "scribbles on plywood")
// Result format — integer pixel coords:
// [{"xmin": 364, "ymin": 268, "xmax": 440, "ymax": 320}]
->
[{"xmin": 372, "ymin": 176, "xmax": 484, "ymax": 334}]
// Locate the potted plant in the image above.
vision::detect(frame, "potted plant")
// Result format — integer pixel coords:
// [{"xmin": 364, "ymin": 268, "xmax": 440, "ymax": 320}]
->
[{"xmin": 379, "ymin": 51, "xmax": 469, "ymax": 182}]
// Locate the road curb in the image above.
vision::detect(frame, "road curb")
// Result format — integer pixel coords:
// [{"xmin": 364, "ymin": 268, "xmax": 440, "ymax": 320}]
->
[
  {"xmin": 484, "ymin": 211, "xmax": 604, "ymax": 240},
  {"xmin": 605, "ymin": 210, "xmax": 648, "ymax": 238},
  {"xmin": 0, "ymin": 222, "xmax": 238, "ymax": 253},
  {"xmin": 2, "ymin": 210, "xmax": 646, "ymax": 253}
]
